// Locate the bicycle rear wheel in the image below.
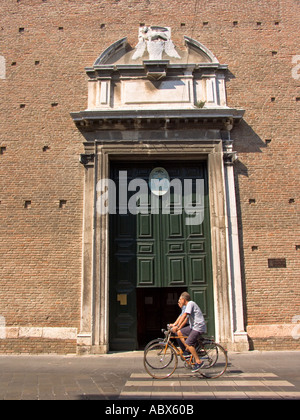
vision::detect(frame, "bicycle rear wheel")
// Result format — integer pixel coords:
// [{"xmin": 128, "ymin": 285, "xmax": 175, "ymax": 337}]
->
[
  {"xmin": 196, "ymin": 340, "xmax": 218, "ymax": 368},
  {"xmin": 144, "ymin": 342, "xmax": 178, "ymax": 379},
  {"xmin": 199, "ymin": 342, "xmax": 228, "ymax": 379}
]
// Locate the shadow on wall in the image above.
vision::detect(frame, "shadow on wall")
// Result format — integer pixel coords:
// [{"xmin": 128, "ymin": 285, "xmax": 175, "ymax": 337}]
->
[
  {"xmin": 233, "ymin": 119, "xmax": 267, "ymax": 156},
  {"xmin": 231, "ymin": 119, "xmax": 267, "ymax": 329}
]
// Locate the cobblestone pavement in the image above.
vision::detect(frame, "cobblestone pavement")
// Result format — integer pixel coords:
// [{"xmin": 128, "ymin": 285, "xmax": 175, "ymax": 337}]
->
[{"xmin": 0, "ymin": 351, "xmax": 299, "ymax": 400}]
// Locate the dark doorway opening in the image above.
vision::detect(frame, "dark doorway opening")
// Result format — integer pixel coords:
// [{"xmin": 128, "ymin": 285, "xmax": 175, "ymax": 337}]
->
[{"xmin": 136, "ymin": 287, "xmax": 186, "ymax": 349}]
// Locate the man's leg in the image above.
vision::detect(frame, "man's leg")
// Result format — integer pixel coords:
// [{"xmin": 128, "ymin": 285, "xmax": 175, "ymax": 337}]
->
[
  {"xmin": 186, "ymin": 345, "xmax": 200, "ymax": 363},
  {"xmin": 176, "ymin": 326, "xmax": 191, "ymax": 351},
  {"xmin": 185, "ymin": 330, "xmax": 201, "ymax": 364}
]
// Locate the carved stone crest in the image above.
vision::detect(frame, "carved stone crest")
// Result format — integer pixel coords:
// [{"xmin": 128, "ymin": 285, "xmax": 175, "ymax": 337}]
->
[{"xmin": 132, "ymin": 26, "xmax": 181, "ymax": 61}]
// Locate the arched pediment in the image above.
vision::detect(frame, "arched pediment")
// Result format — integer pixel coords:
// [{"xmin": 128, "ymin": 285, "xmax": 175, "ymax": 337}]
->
[
  {"xmin": 183, "ymin": 36, "xmax": 219, "ymax": 64},
  {"xmin": 94, "ymin": 37, "xmax": 128, "ymax": 66},
  {"xmin": 93, "ymin": 29, "xmax": 219, "ymax": 66}
]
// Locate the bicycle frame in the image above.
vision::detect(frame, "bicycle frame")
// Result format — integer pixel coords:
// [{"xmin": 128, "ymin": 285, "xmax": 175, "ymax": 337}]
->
[{"xmin": 158, "ymin": 328, "xmax": 195, "ymax": 366}]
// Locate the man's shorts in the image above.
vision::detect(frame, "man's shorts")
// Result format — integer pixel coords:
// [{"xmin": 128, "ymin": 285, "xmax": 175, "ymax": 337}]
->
[{"xmin": 180, "ymin": 326, "xmax": 201, "ymax": 347}]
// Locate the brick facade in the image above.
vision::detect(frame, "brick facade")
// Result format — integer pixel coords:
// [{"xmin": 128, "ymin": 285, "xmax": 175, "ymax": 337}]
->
[{"xmin": 0, "ymin": 0, "xmax": 299, "ymax": 353}]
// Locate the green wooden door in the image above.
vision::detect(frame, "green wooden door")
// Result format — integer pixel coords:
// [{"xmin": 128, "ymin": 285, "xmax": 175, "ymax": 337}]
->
[{"xmin": 109, "ymin": 162, "xmax": 214, "ymax": 350}]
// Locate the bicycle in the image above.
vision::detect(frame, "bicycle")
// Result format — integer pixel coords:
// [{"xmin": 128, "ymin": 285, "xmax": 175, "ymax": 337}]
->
[{"xmin": 144, "ymin": 326, "xmax": 228, "ymax": 379}]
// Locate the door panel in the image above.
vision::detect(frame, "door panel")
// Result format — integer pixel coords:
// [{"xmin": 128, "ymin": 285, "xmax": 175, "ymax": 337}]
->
[
  {"xmin": 109, "ymin": 168, "xmax": 137, "ymax": 350},
  {"xmin": 136, "ymin": 210, "xmax": 161, "ymax": 288},
  {"xmin": 188, "ymin": 255, "xmax": 206, "ymax": 284},
  {"xmin": 167, "ymin": 256, "xmax": 185, "ymax": 285},
  {"xmin": 137, "ymin": 257, "xmax": 155, "ymax": 286}
]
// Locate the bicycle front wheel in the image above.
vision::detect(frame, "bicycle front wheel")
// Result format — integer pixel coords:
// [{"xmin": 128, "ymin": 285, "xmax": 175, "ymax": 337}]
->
[{"xmin": 144, "ymin": 342, "xmax": 178, "ymax": 379}]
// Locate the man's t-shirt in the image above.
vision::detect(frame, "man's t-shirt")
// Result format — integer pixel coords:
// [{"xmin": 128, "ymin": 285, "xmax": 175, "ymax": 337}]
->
[{"xmin": 185, "ymin": 301, "xmax": 206, "ymax": 333}]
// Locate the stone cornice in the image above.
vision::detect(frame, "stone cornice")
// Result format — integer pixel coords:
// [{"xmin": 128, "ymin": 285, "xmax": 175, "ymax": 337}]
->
[{"xmin": 71, "ymin": 107, "xmax": 244, "ymax": 132}]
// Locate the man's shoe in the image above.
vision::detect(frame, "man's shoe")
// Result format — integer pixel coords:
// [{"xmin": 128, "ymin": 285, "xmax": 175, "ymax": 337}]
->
[{"xmin": 191, "ymin": 361, "xmax": 204, "ymax": 372}]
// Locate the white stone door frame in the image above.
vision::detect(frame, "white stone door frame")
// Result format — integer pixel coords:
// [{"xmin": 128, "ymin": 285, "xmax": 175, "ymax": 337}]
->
[{"xmin": 76, "ymin": 138, "xmax": 249, "ymax": 353}]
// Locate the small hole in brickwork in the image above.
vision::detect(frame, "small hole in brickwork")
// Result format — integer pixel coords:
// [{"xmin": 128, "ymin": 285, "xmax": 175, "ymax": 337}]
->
[
  {"xmin": 35, "ymin": 60, "xmax": 40, "ymax": 66},
  {"xmin": 100, "ymin": 24, "xmax": 105, "ymax": 29},
  {"xmin": 272, "ymin": 51, "xmax": 277, "ymax": 56},
  {"xmin": 0, "ymin": 146, "xmax": 6, "ymax": 155},
  {"xmin": 256, "ymin": 22, "xmax": 262, "ymax": 26},
  {"xmin": 203, "ymin": 22, "xmax": 209, "ymax": 26},
  {"xmin": 58, "ymin": 27, "xmax": 64, "ymax": 31},
  {"xmin": 252, "ymin": 246, "xmax": 258, "ymax": 251},
  {"xmin": 249, "ymin": 198, "xmax": 256, "ymax": 204},
  {"xmin": 140, "ymin": 23, "xmax": 145, "ymax": 27},
  {"xmin": 20, "ymin": 104, "xmax": 26, "ymax": 108},
  {"xmin": 268, "ymin": 258, "xmax": 286, "ymax": 268},
  {"xmin": 271, "ymin": 97, "xmax": 276, "ymax": 102},
  {"xmin": 59, "ymin": 200, "xmax": 67, "ymax": 209},
  {"xmin": 24, "ymin": 200, "xmax": 31, "ymax": 209},
  {"xmin": 19, "ymin": 27, "xmax": 25, "ymax": 33},
  {"xmin": 233, "ymin": 21, "xmax": 238, "ymax": 26},
  {"xmin": 42, "ymin": 145, "xmax": 50, "ymax": 152},
  {"xmin": 51, "ymin": 102, "xmax": 58, "ymax": 107},
  {"xmin": 275, "ymin": 21, "xmax": 279, "ymax": 26},
  {"xmin": 296, "ymin": 245, "xmax": 300, "ymax": 251},
  {"xmin": 11, "ymin": 62, "xmax": 17, "ymax": 66},
  {"xmin": 265, "ymin": 139, "xmax": 272, "ymax": 145},
  {"xmin": 181, "ymin": 23, "xmax": 186, "ymax": 27},
  {"xmin": 296, "ymin": 97, "xmax": 300, "ymax": 102},
  {"xmin": 289, "ymin": 198, "xmax": 295, "ymax": 204}
]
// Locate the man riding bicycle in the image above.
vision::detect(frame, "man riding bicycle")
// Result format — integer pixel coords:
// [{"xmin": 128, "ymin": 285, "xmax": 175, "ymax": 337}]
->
[{"xmin": 171, "ymin": 292, "xmax": 206, "ymax": 372}]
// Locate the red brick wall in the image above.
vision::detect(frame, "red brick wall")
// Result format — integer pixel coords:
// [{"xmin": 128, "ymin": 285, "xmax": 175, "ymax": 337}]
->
[{"xmin": 0, "ymin": 0, "xmax": 299, "ymax": 352}]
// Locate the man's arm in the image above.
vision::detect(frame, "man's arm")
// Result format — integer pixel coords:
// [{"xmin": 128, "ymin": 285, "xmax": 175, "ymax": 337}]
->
[{"xmin": 172, "ymin": 312, "xmax": 188, "ymax": 332}]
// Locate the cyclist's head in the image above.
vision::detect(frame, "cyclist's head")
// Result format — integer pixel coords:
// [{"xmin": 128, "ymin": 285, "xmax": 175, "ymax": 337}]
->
[
  {"xmin": 180, "ymin": 292, "xmax": 191, "ymax": 302},
  {"xmin": 178, "ymin": 299, "xmax": 183, "ymax": 307}
]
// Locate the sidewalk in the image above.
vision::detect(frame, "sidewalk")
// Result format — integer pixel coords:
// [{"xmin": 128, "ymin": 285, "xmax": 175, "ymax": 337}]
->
[{"xmin": 0, "ymin": 351, "xmax": 299, "ymax": 400}]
